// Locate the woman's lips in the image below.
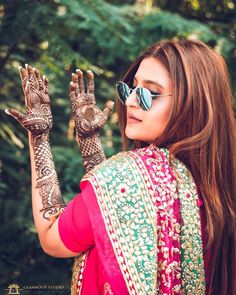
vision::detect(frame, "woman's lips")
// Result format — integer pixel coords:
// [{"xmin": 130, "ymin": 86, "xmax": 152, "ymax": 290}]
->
[{"xmin": 127, "ymin": 114, "xmax": 142, "ymax": 124}]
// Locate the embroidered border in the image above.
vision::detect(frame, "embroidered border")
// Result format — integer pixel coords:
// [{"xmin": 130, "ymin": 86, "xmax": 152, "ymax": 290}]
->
[
  {"xmin": 169, "ymin": 151, "xmax": 205, "ymax": 294},
  {"xmin": 131, "ymin": 147, "xmax": 182, "ymax": 294},
  {"xmin": 83, "ymin": 145, "xmax": 205, "ymax": 294},
  {"xmin": 86, "ymin": 154, "xmax": 158, "ymax": 294}
]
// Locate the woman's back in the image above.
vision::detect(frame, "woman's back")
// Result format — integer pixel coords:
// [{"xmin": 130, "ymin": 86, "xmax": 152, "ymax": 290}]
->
[{"xmin": 117, "ymin": 39, "xmax": 236, "ymax": 294}]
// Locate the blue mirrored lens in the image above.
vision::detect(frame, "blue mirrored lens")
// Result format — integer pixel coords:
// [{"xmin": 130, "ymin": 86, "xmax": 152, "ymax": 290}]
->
[
  {"xmin": 116, "ymin": 82, "xmax": 130, "ymax": 104},
  {"xmin": 136, "ymin": 88, "xmax": 152, "ymax": 111}
]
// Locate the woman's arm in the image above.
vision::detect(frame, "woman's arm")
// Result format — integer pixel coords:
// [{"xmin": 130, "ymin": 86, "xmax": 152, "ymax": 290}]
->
[
  {"xmin": 6, "ymin": 65, "xmax": 78, "ymax": 257},
  {"xmin": 28, "ymin": 131, "xmax": 79, "ymax": 257}
]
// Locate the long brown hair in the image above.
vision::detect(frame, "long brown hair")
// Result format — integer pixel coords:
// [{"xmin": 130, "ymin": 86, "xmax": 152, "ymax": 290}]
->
[{"xmin": 117, "ymin": 39, "xmax": 236, "ymax": 295}]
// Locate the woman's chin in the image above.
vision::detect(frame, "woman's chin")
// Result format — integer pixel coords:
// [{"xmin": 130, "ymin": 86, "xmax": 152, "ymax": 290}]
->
[
  {"xmin": 125, "ymin": 128, "xmax": 155, "ymax": 144},
  {"xmin": 125, "ymin": 128, "xmax": 137, "ymax": 140}
]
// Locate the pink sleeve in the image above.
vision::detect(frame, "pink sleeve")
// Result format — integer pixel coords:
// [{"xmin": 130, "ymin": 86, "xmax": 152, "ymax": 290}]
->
[{"xmin": 58, "ymin": 193, "xmax": 95, "ymax": 253}]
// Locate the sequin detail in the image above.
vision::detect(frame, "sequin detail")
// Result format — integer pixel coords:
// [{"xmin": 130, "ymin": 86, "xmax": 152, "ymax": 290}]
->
[
  {"xmin": 85, "ymin": 154, "xmax": 157, "ymax": 294},
  {"xmin": 82, "ymin": 145, "xmax": 205, "ymax": 294},
  {"xmin": 168, "ymin": 150, "xmax": 206, "ymax": 294}
]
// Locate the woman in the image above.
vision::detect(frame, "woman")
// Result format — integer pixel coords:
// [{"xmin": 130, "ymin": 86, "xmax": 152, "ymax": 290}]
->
[{"xmin": 6, "ymin": 39, "xmax": 236, "ymax": 295}]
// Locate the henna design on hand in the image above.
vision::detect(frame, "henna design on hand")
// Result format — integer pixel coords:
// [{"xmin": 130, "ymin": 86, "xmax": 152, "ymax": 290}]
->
[
  {"xmin": 70, "ymin": 69, "xmax": 114, "ymax": 137},
  {"xmin": 6, "ymin": 65, "xmax": 66, "ymax": 221},
  {"xmin": 6, "ymin": 65, "xmax": 52, "ymax": 136},
  {"xmin": 69, "ymin": 69, "xmax": 114, "ymax": 172}
]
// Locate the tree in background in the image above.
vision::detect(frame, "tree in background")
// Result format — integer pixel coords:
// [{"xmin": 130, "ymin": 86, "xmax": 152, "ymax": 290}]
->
[{"xmin": 0, "ymin": 0, "xmax": 235, "ymax": 292}]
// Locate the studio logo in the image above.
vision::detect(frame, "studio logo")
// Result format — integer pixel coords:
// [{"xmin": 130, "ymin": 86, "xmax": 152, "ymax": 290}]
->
[
  {"xmin": 4, "ymin": 282, "xmax": 67, "ymax": 294},
  {"xmin": 5, "ymin": 284, "xmax": 22, "ymax": 294}
]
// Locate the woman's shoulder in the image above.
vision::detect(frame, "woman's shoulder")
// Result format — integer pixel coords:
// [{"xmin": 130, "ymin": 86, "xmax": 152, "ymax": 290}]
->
[{"xmin": 82, "ymin": 144, "xmax": 173, "ymax": 181}]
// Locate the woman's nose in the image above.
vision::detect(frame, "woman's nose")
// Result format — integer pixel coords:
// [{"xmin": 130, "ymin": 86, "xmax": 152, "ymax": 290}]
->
[{"xmin": 125, "ymin": 90, "xmax": 140, "ymax": 108}]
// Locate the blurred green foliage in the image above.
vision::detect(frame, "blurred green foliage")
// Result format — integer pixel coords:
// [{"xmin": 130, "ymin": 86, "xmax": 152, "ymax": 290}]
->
[{"xmin": 0, "ymin": 0, "xmax": 235, "ymax": 292}]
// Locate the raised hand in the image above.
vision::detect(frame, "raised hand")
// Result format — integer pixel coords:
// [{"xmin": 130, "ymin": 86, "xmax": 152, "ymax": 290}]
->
[
  {"xmin": 6, "ymin": 65, "xmax": 52, "ymax": 138},
  {"xmin": 69, "ymin": 69, "xmax": 114, "ymax": 139},
  {"xmin": 6, "ymin": 65, "xmax": 66, "ymax": 221}
]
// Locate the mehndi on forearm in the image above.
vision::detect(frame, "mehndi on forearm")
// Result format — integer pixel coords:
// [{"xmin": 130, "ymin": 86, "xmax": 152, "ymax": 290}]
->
[
  {"xmin": 31, "ymin": 133, "xmax": 66, "ymax": 221},
  {"xmin": 77, "ymin": 133, "xmax": 106, "ymax": 173}
]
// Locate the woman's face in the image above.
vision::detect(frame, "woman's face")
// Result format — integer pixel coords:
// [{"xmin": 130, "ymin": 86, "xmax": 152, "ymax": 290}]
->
[{"xmin": 125, "ymin": 57, "xmax": 172, "ymax": 143}]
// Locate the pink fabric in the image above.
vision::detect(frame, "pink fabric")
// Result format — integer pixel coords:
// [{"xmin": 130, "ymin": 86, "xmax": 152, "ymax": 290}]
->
[
  {"xmin": 58, "ymin": 194, "xmax": 94, "ymax": 253},
  {"xmin": 115, "ymin": 149, "xmax": 180, "ymax": 293},
  {"xmin": 131, "ymin": 149, "xmax": 182, "ymax": 292},
  {"xmin": 59, "ymin": 184, "xmax": 210, "ymax": 295},
  {"xmin": 58, "ymin": 182, "xmax": 128, "ymax": 294},
  {"xmin": 80, "ymin": 181, "xmax": 129, "ymax": 295},
  {"xmin": 58, "ymin": 147, "xmax": 210, "ymax": 294},
  {"xmin": 58, "ymin": 193, "xmax": 109, "ymax": 294}
]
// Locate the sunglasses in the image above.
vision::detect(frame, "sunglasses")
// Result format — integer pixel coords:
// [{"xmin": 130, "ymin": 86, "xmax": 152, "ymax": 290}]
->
[{"xmin": 116, "ymin": 81, "xmax": 171, "ymax": 111}]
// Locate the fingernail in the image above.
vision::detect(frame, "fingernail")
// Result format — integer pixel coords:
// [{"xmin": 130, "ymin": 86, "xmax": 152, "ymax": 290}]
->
[
  {"xmin": 43, "ymin": 75, "xmax": 46, "ymax": 80},
  {"xmin": 76, "ymin": 69, "xmax": 83, "ymax": 76},
  {"xmin": 19, "ymin": 66, "xmax": 22, "ymax": 71},
  {"xmin": 87, "ymin": 70, "xmax": 92, "ymax": 73},
  {"xmin": 25, "ymin": 64, "xmax": 28, "ymax": 68},
  {"xmin": 5, "ymin": 109, "xmax": 10, "ymax": 115},
  {"xmin": 70, "ymin": 81, "xmax": 73, "ymax": 85},
  {"xmin": 33, "ymin": 67, "xmax": 35, "ymax": 71}
]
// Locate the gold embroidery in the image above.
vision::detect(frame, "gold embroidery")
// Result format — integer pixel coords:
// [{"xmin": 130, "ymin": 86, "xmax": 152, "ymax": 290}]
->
[
  {"xmin": 104, "ymin": 282, "xmax": 114, "ymax": 295},
  {"xmin": 82, "ymin": 145, "xmax": 205, "ymax": 294},
  {"xmin": 85, "ymin": 154, "xmax": 158, "ymax": 294}
]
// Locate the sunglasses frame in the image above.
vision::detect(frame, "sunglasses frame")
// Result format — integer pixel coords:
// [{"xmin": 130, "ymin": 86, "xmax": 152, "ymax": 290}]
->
[{"xmin": 116, "ymin": 81, "xmax": 171, "ymax": 111}]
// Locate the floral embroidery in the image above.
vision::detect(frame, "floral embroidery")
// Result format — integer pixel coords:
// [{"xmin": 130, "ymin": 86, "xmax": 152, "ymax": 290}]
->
[
  {"xmin": 168, "ymin": 150, "xmax": 205, "ymax": 294},
  {"xmin": 132, "ymin": 146, "xmax": 181, "ymax": 294},
  {"xmin": 82, "ymin": 144, "xmax": 205, "ymax": 295},
  {"xmin": 85, "ymin": 155, "xmax": 157, "ymax": 294}
]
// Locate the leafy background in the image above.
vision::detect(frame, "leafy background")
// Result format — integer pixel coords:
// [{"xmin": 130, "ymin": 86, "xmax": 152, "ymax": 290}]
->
[{"xmin": 0, "ymin": 0, "xmax": 235, "ymax": 293}]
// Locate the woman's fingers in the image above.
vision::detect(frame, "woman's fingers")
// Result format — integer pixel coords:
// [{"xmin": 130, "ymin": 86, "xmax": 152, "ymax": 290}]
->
[
  {"xmin": 34, "ymin": 68, "xmax": 44, "ymax": 90},
  {"xmin": 70, "ymin": 69, "xmax": 84, "ymax": 92},
  {"xmin": 27, "ymin": 65, "xmax": 37, "ymax": 91},
  {"xmin": 86, "ymin": 70, "xmax": 95, "ymax": 96},
  {"xmin": 69, "ymin": 75, "xmax": 78, "ymax": 94},
  {"xmin": 43, "ymin": 76, "xmax": 49, "ymax": 95},
  {"xmin": 105, "ymin": 100, "xmax": 115, "ymax": 111},
  {"xmin": 69, "ymin": 69, "xmax": 94, "ymax": 95},
  {"xmin": 99, "ymin": 100, "xmax": 114, "ymax": 126},
  {"xmin": 19, "ymin": 65, "xmax": 29, "ymax": 101},
  {"xmin": 69, "ymin": 70, "xmax": 87, "ymax": 109},
  {"xmin": 92, "ymin": 100, "xmax": 114, "ymax": 130},
  {"xmin": 19, "ymin": 64, "xmax": 41, "ymax": 108},
  {"xmin": 76, "ymin": 69, "xmax": 84, "ymax": 93},
  {"xmin": 72, "ymin": 72, "xmax": 78, "ymax": 85},
  {"xmin": 5, "ymin": 108, "xmax": 25, "ymax": 122}
]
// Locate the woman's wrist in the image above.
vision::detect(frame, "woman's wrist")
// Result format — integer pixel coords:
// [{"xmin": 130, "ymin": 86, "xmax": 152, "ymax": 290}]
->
[{"xmin": 77, "ymin": 133, "xmax": 106, "ymax": 172}]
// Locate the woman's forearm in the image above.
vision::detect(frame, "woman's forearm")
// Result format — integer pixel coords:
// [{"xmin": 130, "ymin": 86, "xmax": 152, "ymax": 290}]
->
[
  {"xmin": 77, "ymin": 133, "xmax": 106, "ymax": 173},
  {"xmin": 29, "ymin": 132, "xmax": 66, "ymax": 238}
]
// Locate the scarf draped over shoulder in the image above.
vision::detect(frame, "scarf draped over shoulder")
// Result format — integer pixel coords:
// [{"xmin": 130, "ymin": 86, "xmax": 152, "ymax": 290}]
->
[{"xmin": 75, "ymin": 145, "xmax": 205, "ymax": 295}]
